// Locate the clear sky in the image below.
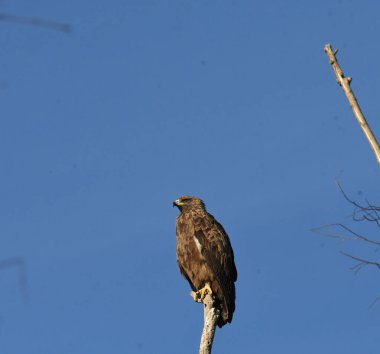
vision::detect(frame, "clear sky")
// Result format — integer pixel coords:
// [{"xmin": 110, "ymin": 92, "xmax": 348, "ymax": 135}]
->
[{"xmin": 1, "ymin": 1, "xmax": 380, "ymax": 353}]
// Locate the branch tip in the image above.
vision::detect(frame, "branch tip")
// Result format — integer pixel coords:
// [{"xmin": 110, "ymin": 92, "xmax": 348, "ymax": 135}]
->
[{"xmin": 324, "ymin": 43, "xmax": 380, "ymax": 164}]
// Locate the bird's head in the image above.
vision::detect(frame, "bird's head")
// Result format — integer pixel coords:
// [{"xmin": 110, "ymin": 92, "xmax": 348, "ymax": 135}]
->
[{"xmin": 173, "ymin": 196, "xmax": 206, "ymax": 213}]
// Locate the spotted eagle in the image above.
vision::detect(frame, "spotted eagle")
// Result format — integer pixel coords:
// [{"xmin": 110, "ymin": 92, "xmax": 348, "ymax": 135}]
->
[{"xmin": 173, "ymin": 196, "xmax": 237, "ymax": 327}]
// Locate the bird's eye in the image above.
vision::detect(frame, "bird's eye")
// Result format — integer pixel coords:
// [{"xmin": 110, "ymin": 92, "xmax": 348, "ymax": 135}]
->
[{"xmin": 181, "ymin": 198, "xmax": 190, "ymax": 202}]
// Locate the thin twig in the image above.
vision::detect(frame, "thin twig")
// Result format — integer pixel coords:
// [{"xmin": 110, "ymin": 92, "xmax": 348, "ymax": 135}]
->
[
  {"xmin": 368, "ymin": 296, "xmax": 380, "ymax": 309},
  {"xmin": 311, "ymin": 223, "xmax": 380, "ymax": 245},
  {"xmin": 199, "ymin": 293, "xmax": 219, "ymax": 354},
  {"xmin": 340, "ymin": 251, "xmax": 380, "ymax": 274},
  {"xmin": 324, "ymin": 44, "xmax": 380, "ymax": 165},
  {"xmin": 0, "ymin": 13, "xmax": 71, "ymax": 33},
  {"xmin": 335, "ymin": 180, "xmax": 380, "ymax": 227}
]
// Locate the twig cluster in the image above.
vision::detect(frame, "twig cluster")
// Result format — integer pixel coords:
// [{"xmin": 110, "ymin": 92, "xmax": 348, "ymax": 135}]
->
[{"xmin": 313, "ymin": 182, "xmax": 380, "ymax": 273}]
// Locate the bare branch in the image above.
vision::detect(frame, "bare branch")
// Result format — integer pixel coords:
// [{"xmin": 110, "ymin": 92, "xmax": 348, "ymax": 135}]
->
[
  {"xmin": 340, "ymin": 251, "xmax": 380, "ymax": 274},
  {"xmin": 315, "ymin": 182, "xmax": 380, "ymax": 291},
  {"xmin": 340, "ymin": 252, "xmax": 377, "ymax": 266},
  {"xmin": 324, "ymin": 44, "xmax": 380, "ymax": 165},
  {"xmin": 336, "ymin": 180, "xmax": 380, "ymax": 227},
  {"xmin": 335, "ymin": 180, "xmax": 361, "ymax": 208},
  {"xmin": 311, "ymin": 223, "xmax": 380, "ymax": 246},
  {"xmin": 0, "ymin": 13, "xmax": 71, "ymax": 33},
  {"xmin": 199, "ymin": 293, "xmax": 219, "ymax": 354}
]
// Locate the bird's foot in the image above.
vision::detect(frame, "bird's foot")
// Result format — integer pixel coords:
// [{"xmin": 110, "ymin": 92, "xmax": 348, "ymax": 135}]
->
[{"xmin": 191, "ymin": 283, "xmax": 213, "ymax": 303}]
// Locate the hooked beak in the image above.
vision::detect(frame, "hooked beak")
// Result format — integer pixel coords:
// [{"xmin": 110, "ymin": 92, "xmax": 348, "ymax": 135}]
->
[{"xmin": 173, "ymin": 198, "xmax": 184, "ymax": 207}]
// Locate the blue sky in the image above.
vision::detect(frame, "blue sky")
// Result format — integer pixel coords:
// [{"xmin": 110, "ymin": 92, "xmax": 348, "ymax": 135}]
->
[{"xmin": 1, "ymin": 1, "xmax": 380, "ymax": 353}]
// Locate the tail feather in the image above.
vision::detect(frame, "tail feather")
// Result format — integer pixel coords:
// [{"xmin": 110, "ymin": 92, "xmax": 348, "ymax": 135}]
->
[{"xmin": 216, "ymin": 281, "xmax": 236, "ymax": 327}]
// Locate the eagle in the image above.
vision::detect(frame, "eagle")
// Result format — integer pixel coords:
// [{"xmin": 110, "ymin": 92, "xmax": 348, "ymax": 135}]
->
[{"xmin": 173, "ymin": 196, "xmax": 237, "ymax": 327}]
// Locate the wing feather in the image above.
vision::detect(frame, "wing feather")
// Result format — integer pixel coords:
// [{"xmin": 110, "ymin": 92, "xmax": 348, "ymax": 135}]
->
[
  {"xmin": 193, "ymin": 212, "xmax": 237, "ymax": 323},
  {"xmin": 194, "ymin": 213, "xmax": 237, "ymax": 282}
]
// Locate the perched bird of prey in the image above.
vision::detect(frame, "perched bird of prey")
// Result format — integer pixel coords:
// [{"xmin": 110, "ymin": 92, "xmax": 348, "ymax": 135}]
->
[{"xmin": 173, "ymin": 196, "xmax": 237, "ymax": 327}]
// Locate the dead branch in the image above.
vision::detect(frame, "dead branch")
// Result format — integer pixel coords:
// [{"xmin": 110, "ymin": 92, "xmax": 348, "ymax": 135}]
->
[
  {"xmin": 0, "ymin": 13, "xmax": 71, "ymax": 33},
  {"xmin": 312, "ymin": 223, "xmax": 380, "ymax": 246},
  {"xmin": 335, "ymin": 180, "xmax": 380, "ymax": 228},
  {"xmin": 199, "ymin": 293, "xmax": 220, "ymax": 354},
  {"xmin": 313, "ymin": 181, "xmax": 380, "ymax": 280},
  {"xmin": 340, "ymin": 251, "xmax": 380, "ymax": 274},
  {"xmin": 324, "ymin": 43, "xmax": 380, "ymax": 165}
]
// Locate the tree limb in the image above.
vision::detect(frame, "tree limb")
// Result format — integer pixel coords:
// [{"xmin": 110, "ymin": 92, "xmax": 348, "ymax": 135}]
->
[
  {"xmin": 340, "ymin": 251, "xmax": 380, "ymax": 274},
  {"xmin": 311, "ymin": 222, "xmax": 380, "ymax": 246},
  {"xmin": 324, "ymin": 43, "xmax": 380, "ymax": 165},
  {"xmin": 199, "ymin": 293, "xmax": 220, "ymax": 354}
]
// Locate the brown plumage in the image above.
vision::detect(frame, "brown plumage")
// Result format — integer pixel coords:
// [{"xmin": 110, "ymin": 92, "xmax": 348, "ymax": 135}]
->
[{"xmin": 173, "ymin": 196, "xmax": 237, "ymax": 327}]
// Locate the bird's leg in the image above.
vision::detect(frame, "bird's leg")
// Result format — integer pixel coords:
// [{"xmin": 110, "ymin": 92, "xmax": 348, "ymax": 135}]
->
[{"xmin": 191, "ymin": 283, "xmax": 213, "ymax": 303}]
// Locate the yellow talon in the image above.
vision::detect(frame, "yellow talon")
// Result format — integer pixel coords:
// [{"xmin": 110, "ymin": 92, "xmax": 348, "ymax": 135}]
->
[{"xmin": 191, "ymin": 283, "xmax": 213, "ymax": 302}]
